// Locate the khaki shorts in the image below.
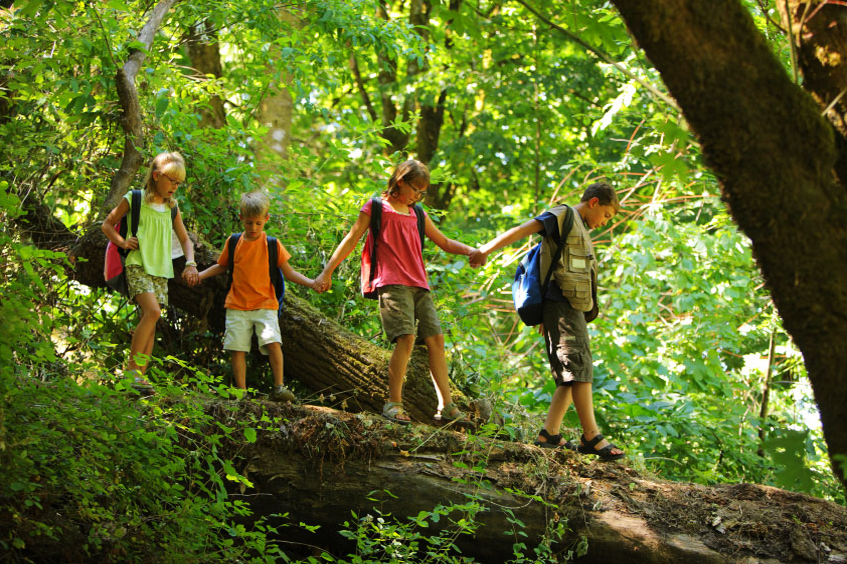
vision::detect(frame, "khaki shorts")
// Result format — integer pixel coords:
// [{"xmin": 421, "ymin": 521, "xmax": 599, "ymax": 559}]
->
[
  {"xmin": 378, "ymin": 285, "xmax": 442, "ymax": 344},
  {"xmin": 224, "ymin": 309, "xmax": 281, "ymax": 355},
  {"xmin": 125, "ymin": 264, "xmax": 169, "ymax": 306},
  {"xmin": 542, "ymin": 299, "xmax": 593, "ymax": 385}
]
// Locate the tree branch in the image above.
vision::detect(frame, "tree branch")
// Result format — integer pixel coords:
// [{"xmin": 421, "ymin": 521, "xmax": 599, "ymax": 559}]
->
[{"xmin": 101, "ymin": 0, "xmax": 179, "ymax": 216}]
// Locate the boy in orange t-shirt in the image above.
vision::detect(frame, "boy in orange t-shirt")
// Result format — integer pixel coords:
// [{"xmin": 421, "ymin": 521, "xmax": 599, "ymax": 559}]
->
[{"xmin": 199, "ymin": 191, "xmax": 318, "ymax": 401}]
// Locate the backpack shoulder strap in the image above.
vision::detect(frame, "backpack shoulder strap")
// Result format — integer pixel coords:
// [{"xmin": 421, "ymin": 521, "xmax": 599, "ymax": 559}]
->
[
  {"xmin": 227, "ymin": 233, "xmax": 241, "ymax": 272},
  {"xmin": 370, "ymin": 196, "xmax": 382, "ymax": 240},
  {"xmin": 412, "ymin": 203, "xmax": 425, "ymax": 251},
  {"xmin": 367, "ymin": 197, "xmax": 382, "ymax": 285},
  {"xmin": 266, "ymin": 236, "xmax": 286, "ymax": 308},
  {"xmin": 170, "ymin": 204, "xmax": 178, "ymax": 223},
  {"xmin": 542, "ymin": 206, "xmax": 573, "ymax": 292},
  {"xmin": 267, "ymin": 235, "xmax": 279, "ymax": 283},
  {"xmin": 130, "ymin": 189, "xmax": 142, "ymax": 237},
  {"xmin": 558, "ymin": 206, "xmax": 574, "ymax": 244}
]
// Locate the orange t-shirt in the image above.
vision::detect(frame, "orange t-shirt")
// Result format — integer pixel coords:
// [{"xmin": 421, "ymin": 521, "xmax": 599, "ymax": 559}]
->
[{"xmin": 217, "ymin": 233, "xmax": 290, "ymax": 311}]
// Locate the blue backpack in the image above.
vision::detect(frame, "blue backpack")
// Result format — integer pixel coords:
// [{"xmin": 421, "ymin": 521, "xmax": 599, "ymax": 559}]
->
[
  {"xmin": 512, "ymin": 207, "xmax": 574, "ymax": 326},
  {"xmin": 227, "ymin": 233, "xmax": 286, "ymax": 319}
]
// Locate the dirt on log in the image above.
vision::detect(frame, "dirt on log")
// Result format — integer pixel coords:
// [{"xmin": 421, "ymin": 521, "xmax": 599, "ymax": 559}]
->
[{"xmin": 209, "ymin": 400, "xmax": 847, "ymax": 563}]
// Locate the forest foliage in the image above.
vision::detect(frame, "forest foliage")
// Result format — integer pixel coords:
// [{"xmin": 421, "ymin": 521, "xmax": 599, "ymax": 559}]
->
[{"xmin": 1, "ymin": 0, "xmax": 843, "ymax": 561}]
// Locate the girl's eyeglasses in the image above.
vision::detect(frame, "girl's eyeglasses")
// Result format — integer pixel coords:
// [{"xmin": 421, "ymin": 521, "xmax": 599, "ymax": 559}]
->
[{"xmin": 160, "ymin": 171, "xmax": 184, "ymax": 187}]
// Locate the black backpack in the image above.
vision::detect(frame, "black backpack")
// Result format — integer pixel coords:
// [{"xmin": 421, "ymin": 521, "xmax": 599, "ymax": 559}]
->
[
  {"xmin": 226, "ymin": 233, "xmax": 286, "ymax": 319},
  {"xmin": 104, "ymin": 189, "xmax": 177, "ymax": 294},
  {"xmin": 361, "ymin": 196, "xmax": 425, "ymax": 299}
]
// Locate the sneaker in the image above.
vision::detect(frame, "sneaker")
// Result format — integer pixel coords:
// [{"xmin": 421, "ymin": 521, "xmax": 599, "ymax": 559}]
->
[{"xmin": 270, "ymin": 385, "xmax": 295, "ymax": 403}]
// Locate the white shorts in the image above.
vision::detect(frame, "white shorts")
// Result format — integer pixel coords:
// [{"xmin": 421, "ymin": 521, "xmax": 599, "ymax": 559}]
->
[{"xmin": 224, "ymin": 309, "xmax": 281, "ymax": 355}]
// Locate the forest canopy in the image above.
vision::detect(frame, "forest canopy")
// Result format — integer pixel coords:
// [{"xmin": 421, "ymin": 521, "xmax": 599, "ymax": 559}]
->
[{"xmin": 2, "ymin": 0, "xmax": 846, "ymax": 561}]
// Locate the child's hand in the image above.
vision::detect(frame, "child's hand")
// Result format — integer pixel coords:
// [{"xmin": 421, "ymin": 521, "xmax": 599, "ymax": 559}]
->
[
  {"xmin": 124, "ymin": 236, "xmax": 139, "ymax": 251},
  {"xmin": 468, "ymin": 248, "xmax": 487, "ymax": 268},
  {"xmin": 314, "ymin": 272, "xmax": 331, "ymax": 293},
  {"xmin": 182, "ymin": 265, "xmax": 199, "ymax": 286}
]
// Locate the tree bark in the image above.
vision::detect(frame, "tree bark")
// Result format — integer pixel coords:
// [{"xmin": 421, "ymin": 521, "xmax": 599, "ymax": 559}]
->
[
  {"xmin": 101, "ymin": 0, "xmax": 178, "ymax": 217},
  {"xmin": 778, "ymin": 0, "xmax": 847, "ymax": 186},
  {"xmin": 221, "ymin": 402, "xmax": 847, "ymax": 563},
  {"xmin": 254, "ymin": 9, "xmax": 301, "ymax": 191},
  {"xmin": 609, "ymin": 0, "xmax": 847, "ymax": 492},
  {"xmin": 186, "ymin": 21, "xmax": 227, "ymax": 130}
]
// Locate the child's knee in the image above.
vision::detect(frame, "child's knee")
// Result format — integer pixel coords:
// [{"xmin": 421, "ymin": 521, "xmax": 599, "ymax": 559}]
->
[
  {"xmin": 424, "ymin": 333, "xmax": 445, "ymax": 351},
  {"xmin": 394, "ymin": 334, "xmax": 415, "ymax": 353},
  {"xmin": 141, "ymin": 305, "xmax": 162, "ymax": 321}
]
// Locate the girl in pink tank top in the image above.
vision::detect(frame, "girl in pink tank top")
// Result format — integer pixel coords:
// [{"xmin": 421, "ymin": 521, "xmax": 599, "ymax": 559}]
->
[{"xmin": 315, "ymin": 159, "xmax": 480, "ymax": 424}]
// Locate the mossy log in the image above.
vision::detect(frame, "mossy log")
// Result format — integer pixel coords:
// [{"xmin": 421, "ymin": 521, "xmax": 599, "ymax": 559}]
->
[{"xmin": 215, "ymin": 400, "xmax": 847, "ymax": 563}]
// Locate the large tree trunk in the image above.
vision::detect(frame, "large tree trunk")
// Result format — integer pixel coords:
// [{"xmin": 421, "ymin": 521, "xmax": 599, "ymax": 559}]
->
[
  {"xmin": 219, "ymin": 402, "xmax": 847, "ymax": 563},
  {"xmin": 253, "ymin": 9, "xmax": 301, "ymax": 191},
  {"xmin": 609, "ymin": 0, "xmax": 847, "ymax": 492},
  {"xmin": 186, "ymin": 21, "xmax": 227, "ymax": 130}
]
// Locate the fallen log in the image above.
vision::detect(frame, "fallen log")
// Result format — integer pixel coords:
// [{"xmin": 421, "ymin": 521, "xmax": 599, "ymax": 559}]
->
[{"xmin": 212, "ymin": 400, "xmax": 847, "ymax": 563}]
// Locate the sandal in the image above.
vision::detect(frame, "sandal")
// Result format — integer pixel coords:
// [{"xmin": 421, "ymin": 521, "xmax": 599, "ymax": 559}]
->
[
  {"xmin": 131, "ymin": 376, "xmax": 154, "ymax": 393},
  {"xmin": 382, "ymin": 401, "xmax": 412, "ymax": 425},
  {"xmin": 436, "ymin": 402, "xmax": 465, "ymax": 422},
  {"xmin": 577, "ymin": 433, "xmax": 625, "ymax": 460},
  {"xmin": 533, "ymin": 428, "xmax": 577, "ymax": 450}
]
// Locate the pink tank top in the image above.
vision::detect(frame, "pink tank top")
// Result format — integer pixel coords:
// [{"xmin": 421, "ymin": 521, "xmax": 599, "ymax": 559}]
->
[{"xmin": 362, "ymin": 198, "xmax": 429, "ymax": 290}]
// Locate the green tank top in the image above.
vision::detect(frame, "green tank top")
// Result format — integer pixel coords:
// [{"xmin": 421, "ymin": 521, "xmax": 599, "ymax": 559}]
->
[{"xmin": 123, "ymin": 193, "xmax": 175, "ymax": 279}]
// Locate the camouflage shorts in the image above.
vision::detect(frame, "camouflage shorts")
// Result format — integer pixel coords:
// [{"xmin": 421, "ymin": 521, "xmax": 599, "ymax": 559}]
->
[{"xmin": 125, "ymin": 264, "xmax": 169, "ymax": 306}]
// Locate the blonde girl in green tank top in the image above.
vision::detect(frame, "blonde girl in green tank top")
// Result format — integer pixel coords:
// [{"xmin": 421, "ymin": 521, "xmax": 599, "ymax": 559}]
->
[{"xmin": 102, "ymin": 152, "xmax": 199, "ymax": 391}]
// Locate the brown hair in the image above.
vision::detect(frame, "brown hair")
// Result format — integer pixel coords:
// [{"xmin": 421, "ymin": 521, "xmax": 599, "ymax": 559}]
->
[
  {"xmin": 239, "ymin": 191, "xmax": 271, "ymax": 218},
  {"xmin": 581, "ymin": 182, "xmax": 620, "ymax": 213},
  {"xmin": 384, "ymin": 159, "xmax": 430, "ymax": 198}
]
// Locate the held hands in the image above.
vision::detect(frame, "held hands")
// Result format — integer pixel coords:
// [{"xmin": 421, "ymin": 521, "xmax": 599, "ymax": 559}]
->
[
  {"xmin": 313, "ymin": 271, "xmax": 332, "ymax": 293},
  {"xmin": 182, "ymin": 265, "xmax": 200, "ymax": 287},
  {"xmin": 468, "ymin": 248, "xmax": 487, "ymax": 268}
]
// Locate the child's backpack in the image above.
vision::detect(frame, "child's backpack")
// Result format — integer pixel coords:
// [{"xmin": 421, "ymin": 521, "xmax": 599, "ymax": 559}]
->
[
  {"xmin": 226, "ymin": 233, "xmax": 286, "ymax": 320},
  {"xmin": 512, "ymin": 206, "xmax": 574, "ymax": 326},
  {"xmin": 361, "ymin": 196, "xmax": 425, "ymax": 299},
  {"xmin": 104, "ymin": 189, "xmax": 177, "ymax": 295}
]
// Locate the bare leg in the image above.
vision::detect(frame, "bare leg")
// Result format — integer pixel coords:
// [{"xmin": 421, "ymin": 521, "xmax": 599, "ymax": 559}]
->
[
  {"xmin": 572, "ymin": 382, "xmax": 623, "ymax": 455},
  {"xmin": 231, "ymin": 350, "xmax": 247, "ymax": 390},
  {"xmin": 265, "ymin": 342, "xmax": 284, "ymax": 387},
  {"xmin": 386, "ymin": 335, "xmax": 414, "ymax": 421},
  {"xmin": 128, "ymin": 292, "xmax": 161, "ymax": 376},
  {"xmin": 423, "ymin": 333, "xmax": 452, "ymax": 410},
  {"xmin": 536, "ymin": 385, "xmax": 574, "ymax": 446}
]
